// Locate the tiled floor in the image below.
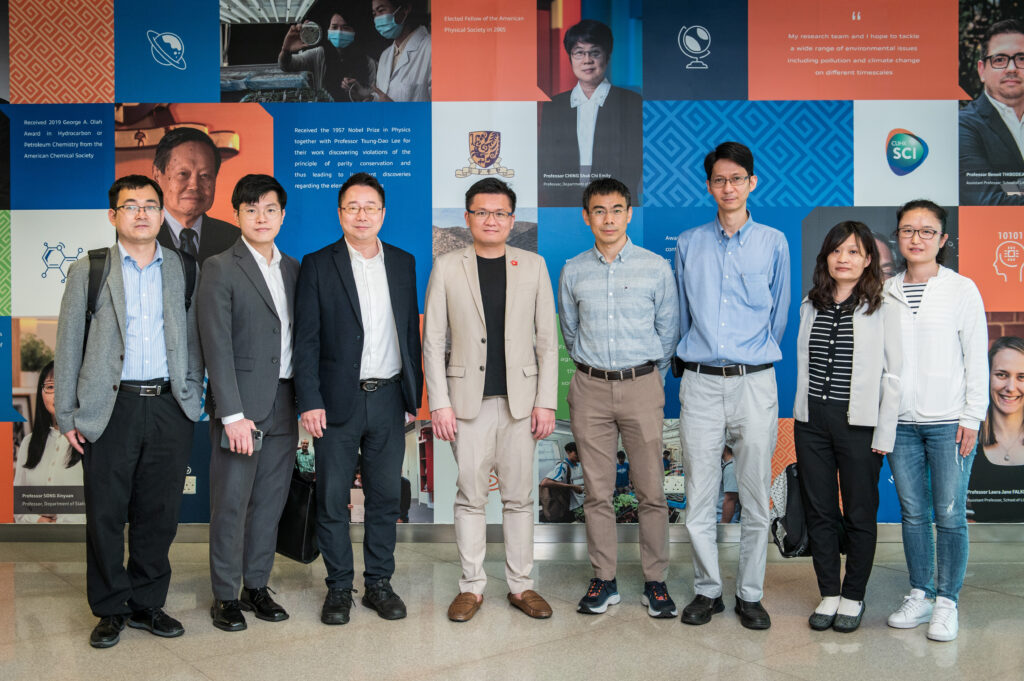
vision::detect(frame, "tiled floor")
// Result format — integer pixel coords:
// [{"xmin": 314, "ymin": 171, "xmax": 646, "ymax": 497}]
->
[{"xmin": 1, "ymin": 540, "xmax": 1022, "ymax": 681}]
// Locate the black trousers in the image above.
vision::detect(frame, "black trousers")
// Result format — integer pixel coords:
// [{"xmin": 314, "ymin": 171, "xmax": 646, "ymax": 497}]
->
[
  {"xmin": 82, "ymin": 389, "xmax": 194, "ymax": 616},
  {"xmin": 315, "ymin": 382, "xmax": 404, "ymax": 590},
  {"xmin": 794, "ymin": 398, "xmax": 882, "ymax": 601}
]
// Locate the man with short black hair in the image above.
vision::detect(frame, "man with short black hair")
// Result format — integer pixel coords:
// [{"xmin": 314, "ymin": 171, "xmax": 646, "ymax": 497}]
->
[
  {"xmin": 424, "ymin": 177, "xmax": 558, "ymax": 623},
  {"xmin": 198, "ymin": 174, "xmax": 300, "ymax": 632},
  {"xmin": 559, "ymin": 177, "xmax": 679, "ymax": 618},
  {"xmin": 55, "ymin": 175, "xmax": 204, "ymax": 648},
  {"xmin": 675, "ymin": 142, "xmax": 790, "ymax": 630},
  {"xmin": 960, "ymin": 18, "xmax": 1024, "ymax": 205},
  {"xmin": 152, "ymin": 127, "xmax": 239, "ymax": 262},
  {"xmin": 294, "ymin": 172, "xmax": 423, "ymax": 626}
]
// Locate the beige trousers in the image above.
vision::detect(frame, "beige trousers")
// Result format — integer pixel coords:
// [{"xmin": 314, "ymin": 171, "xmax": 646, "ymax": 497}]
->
[{"xmin": 452, "ymin": 396, "xmax": 535, "ymax": 594}]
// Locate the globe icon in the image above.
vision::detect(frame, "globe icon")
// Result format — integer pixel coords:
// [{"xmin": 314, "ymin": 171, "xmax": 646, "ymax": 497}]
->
[
  {"xmin": 147, "ymin": 30, "xmax": 188, "ymax": 71},
  {"xmin": 678, "ymin": 25, "xmax": 711, "ymax": 70}
]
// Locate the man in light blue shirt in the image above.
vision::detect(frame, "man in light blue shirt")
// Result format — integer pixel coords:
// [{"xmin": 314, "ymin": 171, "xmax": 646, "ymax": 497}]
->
[
  {"xmin": 559, "ymin": 177, "xmax": 679, "ymax": 619},
  {"xmin": 675, "ymin": 142, "xmax": 790, "ymax": 630}
]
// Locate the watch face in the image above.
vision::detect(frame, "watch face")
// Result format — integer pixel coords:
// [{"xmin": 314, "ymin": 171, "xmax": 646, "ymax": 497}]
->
[{"xmin": 300, "ymin": 21, "xmax": 321, "ymax": 46}]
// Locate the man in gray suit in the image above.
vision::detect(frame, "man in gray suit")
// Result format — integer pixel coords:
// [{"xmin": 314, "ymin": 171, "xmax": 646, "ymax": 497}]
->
[
  {"xmin": 197, "ymin": 174, "xmax": 299, "ymax": 632},
  {"xmin": 55, "ymin": 175, "xmax": 204, "ymax": 649}
]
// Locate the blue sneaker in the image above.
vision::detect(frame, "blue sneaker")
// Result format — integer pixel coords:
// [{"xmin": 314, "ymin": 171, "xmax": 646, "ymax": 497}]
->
[
  {"xmin": 577, "ymin": 578, "xmax": 620, "ymax": 614},
  {"xmin": 642, "ymin": 581, "xmax": 678, "ymax": 618}
]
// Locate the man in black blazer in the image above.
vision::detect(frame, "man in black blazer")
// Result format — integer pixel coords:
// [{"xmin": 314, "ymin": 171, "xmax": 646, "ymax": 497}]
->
[
  {"xmin": 960, "ymin": 18, "xmax": 1024, "ymax": 206},
  {"xmin": 538, "ymin": 19, "xmax": 643, "ymax": 207},
  {"xmin": 294, "ymin": 172, "xmax": 423, "ymax": 626},
  {"xmin": 152, "ymin": 127, "xmax": 239, "ymax": 263},
  {"xmin": 197, "ymin": 174, "xmax": 300, "ymax": 632}
]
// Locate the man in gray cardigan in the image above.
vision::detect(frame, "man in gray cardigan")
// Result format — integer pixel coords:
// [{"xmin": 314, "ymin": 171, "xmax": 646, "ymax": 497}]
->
[{"xmin": 54, "ymin": 175, "xmax": 204, "ymax": 649}]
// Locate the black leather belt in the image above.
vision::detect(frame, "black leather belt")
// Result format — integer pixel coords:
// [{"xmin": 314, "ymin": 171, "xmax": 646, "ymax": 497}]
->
[
  {"xmin": 119, "ymin": 381, "xmax": 171, "ymax": 396},
  {"xmin": 574, "ymin": 361, "xmax": 655, "ymax": 381},
  {"xmin": 360, "ymin": 375, "xmax": 401, "ymax": 392},
  {"xmin": 683, "ymin": 362, "xmax": 772, "ymax": 377}
]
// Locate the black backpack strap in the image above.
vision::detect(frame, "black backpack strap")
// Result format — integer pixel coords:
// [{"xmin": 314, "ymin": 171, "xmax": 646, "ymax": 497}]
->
[
  {"xmin": 84, "ymin": 248, "xmax": 110, "ymax": 353},
  {"xmin": 178, "ymin": 250, "xmax": 197, "ymax": 311}
]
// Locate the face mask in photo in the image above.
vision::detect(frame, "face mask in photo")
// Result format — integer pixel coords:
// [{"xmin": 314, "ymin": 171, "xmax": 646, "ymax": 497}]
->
[
  {"xmin": 328, "ymin": 29, "xmax": 355, "ymax": 48},
  {"xmin": 375, "ymin": 13, "xmax": 403, "ymax": 40}
]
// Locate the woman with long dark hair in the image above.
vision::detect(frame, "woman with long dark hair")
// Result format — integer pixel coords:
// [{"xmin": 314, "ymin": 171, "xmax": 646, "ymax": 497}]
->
[
  {"xmin": 793, "ymin": 221, "xmax": 901, "ymax": 633},
  {"xmin": 967, "ymin": 335, "xmax": 1024, "ymax": 521},
  {"xmin": 279, "ymin": 3, "xmax": 377, "ymax": 102},
  {"xmin": 884, "ymin": 199, "xmax": 988, "ymax": 642},
  {"xmin": 13, "ymin": 361, "xmax": 84, "ymax": 523}
]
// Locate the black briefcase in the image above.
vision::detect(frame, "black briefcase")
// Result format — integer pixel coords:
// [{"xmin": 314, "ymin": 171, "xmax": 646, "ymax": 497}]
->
[{"xmin": 276, "ymin": 467, "xmax": 320, "ymax": 563}]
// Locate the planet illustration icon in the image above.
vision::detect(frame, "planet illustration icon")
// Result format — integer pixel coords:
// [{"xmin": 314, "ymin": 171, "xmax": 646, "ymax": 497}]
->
[{"xmin": 147, "ymin": 30, "xmax": 187, "ymax": 70}]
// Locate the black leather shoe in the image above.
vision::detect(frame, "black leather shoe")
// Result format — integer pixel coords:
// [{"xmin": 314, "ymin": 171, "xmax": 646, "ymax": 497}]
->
[
  {"xmin": 832, "ymin": 602, "xmax": 865, "ymax": 633},
  {"xmin": 361, "ymin": 577, "xmax": 407, "ymax": 620},
  {"xmin": 681, "ymin": 594, "xmax": 725, "ymax": 625},
  {"xmin": 735, "ymin": 598, "xmax": 772, "ymax": 630},
  {"xmin": 210, "ymin": 599, "xmax": 247, "ymax": 632},
  {"xmin": 126, "ymin": 607, "xmax": 185, "ymax": 638},
  {"xmin": 322, "ymin": 587, "xmax": 355, "ymax": 625},
  {"xmin": 241, "ymin": 586, "xmax": 289, "ymax": 622},
  {"xmin": 89, "ymin": 615, "xmax": 127, "ymax": 649}
]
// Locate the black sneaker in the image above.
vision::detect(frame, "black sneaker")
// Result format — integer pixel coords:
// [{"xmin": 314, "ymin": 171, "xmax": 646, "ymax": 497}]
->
[
  {"xmin": 577, "ymin": 577, "xmax": 621, "ymax": 615},
  {"xmin": 89, "ymin": 615, "xmax": 127, "ymax": 649},
  {"xmin": 126, "ymin": 607, "xmax": 184, "ymax": 638},
  {"xmin": 321, "ymin": 587, "xmax": 355, "ymax": 625},
  {"xmin": 361, "ymin": 577, "xmax": 407, "ymax": 620},
  {"xmin": 642, "ymin": 581, "xmax": 679, "ymax": 618},
  {"xmin": 681, "ymin": 594, "xmax": 724, "ymax": 625},
  {"xmin": 241, "ymin": 586, "xmax": 289, "ymax": 622}
]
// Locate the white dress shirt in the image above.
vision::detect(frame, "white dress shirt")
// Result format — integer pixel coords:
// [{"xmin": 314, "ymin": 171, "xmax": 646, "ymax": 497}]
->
[
  {"xmin": 222, "ymin": 238, "xmax": 294, "ymax": 425},
  {"xmin": 987, "ymin": 92, "xmax": 1024, "ymax": 160},
  {"xmin": 571, "ymin": 78, "xmax": 611, "ymax": 168},
  {"xmin": 347, "ymin": 238, "xmax": 402, "ymax": 380}
]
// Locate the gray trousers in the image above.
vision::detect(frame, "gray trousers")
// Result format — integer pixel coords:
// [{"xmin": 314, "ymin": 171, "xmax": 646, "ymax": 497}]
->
[
  {"xmin": 679, "ymin": 368, "xmax": 777, "ymax": 602},
  {"xmin": 209, "ymin": 381, "xmax": 298, "ymax": 601}
]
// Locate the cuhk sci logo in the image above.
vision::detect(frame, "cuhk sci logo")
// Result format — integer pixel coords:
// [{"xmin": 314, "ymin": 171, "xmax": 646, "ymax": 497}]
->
[{"xmin": 886, "ymin": 129, "xmax": 928, "ymax": 176}]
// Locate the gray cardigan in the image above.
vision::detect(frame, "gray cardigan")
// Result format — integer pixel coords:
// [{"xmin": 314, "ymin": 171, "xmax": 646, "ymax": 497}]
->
[{"xmin": 793, "ymin": 295, "xmax": 902, "ymax": 452}]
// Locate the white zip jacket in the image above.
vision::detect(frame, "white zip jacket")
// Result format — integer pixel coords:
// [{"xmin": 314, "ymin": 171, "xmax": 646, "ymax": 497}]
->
[
  {"xmin": 883, "ymin": 267, "xmax": 989, "ymax": 429},
  {"xmin": 793, "ymin": 296, "xmax": 903, "ymax": 452}
]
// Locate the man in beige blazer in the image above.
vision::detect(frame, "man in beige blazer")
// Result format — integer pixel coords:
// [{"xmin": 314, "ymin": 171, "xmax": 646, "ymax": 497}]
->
[{"xmin": 423, "ymin": 178, "xmax": 558, "ymax": 622}]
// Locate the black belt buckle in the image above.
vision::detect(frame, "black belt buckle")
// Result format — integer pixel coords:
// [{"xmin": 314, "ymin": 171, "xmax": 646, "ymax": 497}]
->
[
  {"xmin": 360, "ymin": 379, "xmax": 380, "ymax": 392},
  {"xmin": 138, "ymin": 384, "xmax": 163, "ymax": 396}
]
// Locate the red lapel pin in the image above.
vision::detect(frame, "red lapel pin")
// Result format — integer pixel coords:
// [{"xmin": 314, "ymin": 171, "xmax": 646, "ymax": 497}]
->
[{"xmin": 510, "ymin": 260, "xmax": 518, "ymax": 266}]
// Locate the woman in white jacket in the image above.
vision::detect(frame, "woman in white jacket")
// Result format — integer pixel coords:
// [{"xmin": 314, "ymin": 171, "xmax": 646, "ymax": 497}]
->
[
  {"xmin": 883, "ymin": 200, "xmax": 988, "ymax": 643},
  {"xmin": 793, "ymin": 221, "xmax": 901, "ymax": 633}
]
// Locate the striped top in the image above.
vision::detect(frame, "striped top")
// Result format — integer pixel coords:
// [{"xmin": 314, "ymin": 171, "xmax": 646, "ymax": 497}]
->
[
  {"xmin": 118, "ymin": 242, "xmax": 169, "ymax": 381},
  {"xmin": 807, "ymin": 297, "xmax": 855, "ymax": 403},
  {"xmin": 902, "ymin": 282, "xmax": 926, "ymax": 315}
]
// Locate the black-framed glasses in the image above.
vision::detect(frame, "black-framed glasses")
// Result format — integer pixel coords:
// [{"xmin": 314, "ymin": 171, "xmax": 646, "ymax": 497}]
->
[
  {"xmin": 116, "ymin": 205, "xmax": 162, "ymax": 216},
  {"xmin": 709, "ymin": 175, "xmax": 750, "ymax": 189},
  {"xmin": 984, "ymin": 52, "xmax": 1024, "ymax": 69},
  {"xmin": 468, "ymin": 210, "xmax": 513, "ymax": 220},
  {"xmin": 341, "ymin": 205, "xmax": 382, "ymax": 216},
  {"xmin": 897, "ymin": 227, "xmax": 939, "ymax": 240}
]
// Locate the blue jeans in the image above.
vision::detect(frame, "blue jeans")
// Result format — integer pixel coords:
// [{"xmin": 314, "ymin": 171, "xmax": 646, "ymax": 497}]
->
[{"xmin": 888, "ymin": 423, "xmax": 976, "ymax": 602}]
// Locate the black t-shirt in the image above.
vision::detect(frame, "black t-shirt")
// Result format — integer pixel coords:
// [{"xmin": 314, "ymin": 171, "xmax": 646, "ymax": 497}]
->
[{"xmin": 477, "ymin": 255, "xmax": 508, "ymax": 397}]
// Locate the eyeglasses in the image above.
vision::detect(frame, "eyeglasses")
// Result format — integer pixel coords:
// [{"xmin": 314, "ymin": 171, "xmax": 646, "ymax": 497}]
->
[
  {"xmin": 468, "ymin": 210, "xmax": 513, "ymax": 220},
  {"xmin": 341, "ymin": 205, "xmax": 382, "ymax": 216},
  {"xmin": 984, "ymin": 52, "xmax": 1024, "ymax": 69},
  {"xmin": 239, "ymin": 206, "xmax": 282, "ymax": 219},
  {"xmin": 41, "ymin": 382, "xmax": 55, "ymax": 394},
  {"xmin": 116, "ymin": 205, "xmax": 162, "ymax": 216},
  {"xmin": 588, "ymin": 207, "xmax": 627, "ymax": 218},
  {"xmin": 897, "ymin": 227, "xmax": 940, "ymax": 240},
  {"xmin": 709, "ymin": 175, "xmax": 750, "ymax": 188},
  {"xmin": 570, "ymin": 48, "xmax": 604, "ymax": 61}
]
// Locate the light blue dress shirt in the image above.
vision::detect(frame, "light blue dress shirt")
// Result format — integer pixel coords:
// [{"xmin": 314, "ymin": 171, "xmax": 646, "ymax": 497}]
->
[
  {"xmin": 119, "ymin": 242, "xmax": 169, "ymax": 381},
  {"xmin": 559, "ymin": 239, "xmax": 679, "ymax": 372},
  {"xmin": 674, "ymin": 214, "xmax": 790, "ymax": 366}
]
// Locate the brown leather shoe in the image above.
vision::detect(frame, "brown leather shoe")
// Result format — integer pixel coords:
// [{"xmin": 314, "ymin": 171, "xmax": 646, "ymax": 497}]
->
[
  {"xmin": 447, "ymin": 593, "xmax": 482, "ymax": 622},
  {"xmin": 508, "ymin": 590, "xmax": 553, "ymax": 619}
]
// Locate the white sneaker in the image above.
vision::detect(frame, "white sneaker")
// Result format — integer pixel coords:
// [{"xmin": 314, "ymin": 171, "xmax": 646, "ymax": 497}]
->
[
  {"xmin": 887, "ymin": 589, "xmax": 933, "ymax": 629},
  {"xmin": 926, "ymin": 597, "xmax": 958, "ymax": 642}
]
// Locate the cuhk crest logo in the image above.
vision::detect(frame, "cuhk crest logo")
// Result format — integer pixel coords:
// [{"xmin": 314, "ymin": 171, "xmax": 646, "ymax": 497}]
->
[{"xmin": 886, "ymin": 129, "xmax": 928, "ymax": 176}]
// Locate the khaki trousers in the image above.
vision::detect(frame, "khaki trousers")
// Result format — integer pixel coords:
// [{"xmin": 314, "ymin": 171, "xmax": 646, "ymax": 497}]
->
[
  {"xmin": 452, "ymin": 396, "xmax": 535, "ymax": 594},
  {"xmin": 568, "ymin": 370, "xmax": 669, "ymax": 582}
]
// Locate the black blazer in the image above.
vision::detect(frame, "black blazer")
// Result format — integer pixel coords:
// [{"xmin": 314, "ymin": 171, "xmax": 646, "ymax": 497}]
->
[
  {"xmin": 959, "ymin": 94, "xmax": 1024, "ymax": 206},
  {"xmin": 293, "ymin": 238, "xmax": 423, "ymax": 424},
  {"xmin": 157, "ymin": 214, "xmax": 240, "ymax": 265},
  {"xmin": 196, "ymin": 238, "xmax": 300, "ymax": 424},
  {"xmin": 538, "ymin": 84, "xmax": 644, "ymax": 207}
]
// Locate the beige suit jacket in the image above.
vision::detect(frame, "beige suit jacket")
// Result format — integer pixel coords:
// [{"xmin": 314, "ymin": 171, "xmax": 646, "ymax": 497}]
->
[{"xmin": 423, "ymin": 245, "xmax": 558, "ymax": 421}]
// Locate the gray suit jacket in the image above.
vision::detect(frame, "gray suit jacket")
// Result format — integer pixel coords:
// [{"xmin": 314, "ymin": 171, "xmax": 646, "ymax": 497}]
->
[
  {"xmin": 54, "ymin": 244, "xmax": 204, "ymax": 442},
  {"xmin": 196, "ymin": 239, "xmax": 299, "ymax": 425}
]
